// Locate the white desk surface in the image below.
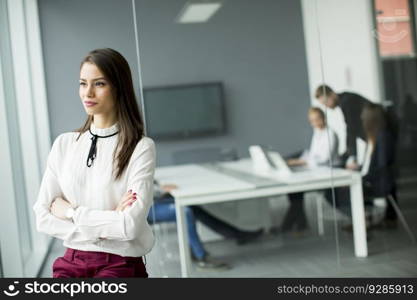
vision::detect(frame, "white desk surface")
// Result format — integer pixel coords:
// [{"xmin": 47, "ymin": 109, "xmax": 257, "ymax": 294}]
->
[
  {"xmin": 219, "ymin": 159, "xmax": 353, "ymax": 184},
  {"xmin": 155, "ymin": 164, "xmax": 256, "ymax": 198},
  {"xmin": 156, "ymin": 159, "xmax": 355, "ymax": 200}
]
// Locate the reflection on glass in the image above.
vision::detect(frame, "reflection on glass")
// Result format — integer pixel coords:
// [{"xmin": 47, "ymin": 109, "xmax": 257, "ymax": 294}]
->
[
  {"xmin": 17, "ymin": 194, "xmax": 33, "ymax": 266},
  {"xmin": 372, "ymin": 0, "xmax": 417, "ymax": 246},
  {"xmin": 374, "ymin": 0, "xmax": 415, "ymax": 57},
  {"xmin": 313, "ymin": 0, "xmax": 417, "ymax": 276},
  {"xmin": 137, "ymin": 0, "xmax": 339, "ymax": 277},
  {"xmin": 137, "ymin": 0, "xmax": 417, "ymax": 278}
]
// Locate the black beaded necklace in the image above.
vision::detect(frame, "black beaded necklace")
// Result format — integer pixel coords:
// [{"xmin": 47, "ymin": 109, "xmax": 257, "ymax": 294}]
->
[{"xmin": 86, "ymin": 128, "xmax": 119, "ymax": 167}]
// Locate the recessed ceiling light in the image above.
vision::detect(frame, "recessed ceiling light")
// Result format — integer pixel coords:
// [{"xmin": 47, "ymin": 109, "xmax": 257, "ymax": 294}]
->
[{"xmin": 176, "ymin": 2, "xmax": 222, "ymax": 24}]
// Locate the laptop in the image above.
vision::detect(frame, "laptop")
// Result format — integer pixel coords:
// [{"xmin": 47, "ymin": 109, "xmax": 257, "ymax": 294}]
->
[
  {"xmin": 249, "ymin": 145, "xmax": 293, "ymax": 174},
  {"xmin": 249, "ymin": 145, "xmax": 348, "ymax": 183}
]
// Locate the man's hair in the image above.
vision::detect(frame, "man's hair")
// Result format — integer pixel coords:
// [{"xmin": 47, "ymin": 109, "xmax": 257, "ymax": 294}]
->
[{"xmin": 315, "ymin": 84, "xmax": 334, "ymax": 99}]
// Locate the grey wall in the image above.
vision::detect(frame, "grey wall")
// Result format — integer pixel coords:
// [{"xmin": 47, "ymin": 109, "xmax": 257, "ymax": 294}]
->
[
  {"xmin": 136, "ymin": 0, "xmax": 312, "ymax": 165},
  {"xmin": 39, "ymin": 0, "xmax": 312, "ymax": 166},
  {"xmin": 38, "ymin": 0, "xmax": 140, "ymax": 137}
]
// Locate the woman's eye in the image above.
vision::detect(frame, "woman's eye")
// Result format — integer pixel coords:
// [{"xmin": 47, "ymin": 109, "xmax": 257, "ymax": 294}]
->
[
  {"xmin": 79, "ymin": 82, "xmax": 86, "ymax": 86},
  {"xmin": 95, "ymin": 81, "xmax": 105, "ymax": 87}
]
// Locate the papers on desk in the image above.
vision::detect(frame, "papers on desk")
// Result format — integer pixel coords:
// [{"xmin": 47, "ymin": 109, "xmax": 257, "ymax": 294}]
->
[
  {"xmin": 273, "ymin": 167, "xmax": 352, "ymax": 184},
  {"xmin": 155, "ymin": 164, "xmax": 256, "ymax": 198},
  {"xmin": 219, "ymin": 159, "xmax": 353, "ymax": 184}
]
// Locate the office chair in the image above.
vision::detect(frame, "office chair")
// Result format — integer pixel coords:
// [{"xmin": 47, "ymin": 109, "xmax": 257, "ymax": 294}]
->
[
  {"xmin": 147, "ymin": 206, "xmax": 174, "ymax": 277},
  {"xmin": 378, "ymin": 193, "xmax": 416, "ymax": 243},
  {"xmin": 315, "ymin": 187, "xmax": 416, "ymax": 244}
]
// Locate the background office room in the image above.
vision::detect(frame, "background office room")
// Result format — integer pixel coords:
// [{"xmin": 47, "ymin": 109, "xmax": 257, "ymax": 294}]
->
[{"xmin": 1, "ymin": 0, "xmax": 416, "ymax": 278}]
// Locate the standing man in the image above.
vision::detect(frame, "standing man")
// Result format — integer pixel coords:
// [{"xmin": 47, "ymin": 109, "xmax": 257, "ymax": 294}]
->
[{"xmin": 315, "ymin": 84, "xmax": 372, "ymax": 169}]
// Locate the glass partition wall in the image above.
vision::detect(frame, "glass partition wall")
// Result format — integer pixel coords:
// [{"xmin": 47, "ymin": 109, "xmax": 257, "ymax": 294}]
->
[
  {"xmin": 137, "ymin": 0, "xmax": 417, "ymax": 277},
  {"xmin": 1, "ymin": 0, "xmax": 51, "ymax": 277},
  {"xmin": 313, "ymin": 0, "xmax": 417, "ymax": 276},
  {"xmin": 1, "ymin": 0, "xmax": 416, "ymax": 278},
  {"xmin": 135, "ymin": 0, "xmax": 343, "ymax": 277}
]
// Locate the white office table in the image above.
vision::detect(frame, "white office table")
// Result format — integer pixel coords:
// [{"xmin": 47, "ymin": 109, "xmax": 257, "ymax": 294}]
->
[{"xmin": 155, "ymin": 159, "xmax": 367, "ymax": 277}]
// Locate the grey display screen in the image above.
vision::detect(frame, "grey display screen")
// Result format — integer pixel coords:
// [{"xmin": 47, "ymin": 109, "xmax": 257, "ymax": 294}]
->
[{"xmin": 143, "ymin": 82, "xmax": 226, "ymax": 140}]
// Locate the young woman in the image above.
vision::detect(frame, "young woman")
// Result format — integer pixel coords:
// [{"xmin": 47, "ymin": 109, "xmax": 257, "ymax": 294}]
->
[
  {"xmin": 278, "ymin": 107, "xmax": 339, "ymax": 234},
  {"xmin": 287, "ymin": 107, "xmax": 339, "ymax": 168},
  {"xmin": 33, "ymin": 48, "xmax": 155, "ymax": 278},
  {"xmin": 325, "ymin": 103, "xmax": 397, "ymax": 229},
  {"xmin": 360, "ymin": 104, "xmax": 394, "ymax": 190},
  {"xmin": 360, "ymin": 103, "xmax": 397, "ymax": 226}
]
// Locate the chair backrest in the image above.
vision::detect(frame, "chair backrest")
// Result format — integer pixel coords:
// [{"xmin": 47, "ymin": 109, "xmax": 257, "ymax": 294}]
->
[{"xmin": 172, "ymin": 147, "xmax": 238, "ymax": 165}]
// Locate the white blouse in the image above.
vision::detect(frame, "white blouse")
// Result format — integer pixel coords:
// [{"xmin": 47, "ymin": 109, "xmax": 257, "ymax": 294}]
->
[
  {"xmin": 301, "ymin": 127, "xmax": 339, "ymax": 168},
  {"xmin": 33, "ymin": 122, "xmax": 156, "ymax": 257},
  {"xmin": 361, "ymin": 143, "xmax": 374, "ymax": 176}
]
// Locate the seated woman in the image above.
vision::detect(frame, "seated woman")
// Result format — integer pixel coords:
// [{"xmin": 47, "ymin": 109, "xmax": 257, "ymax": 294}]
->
[
  {"xmin": 277, "ymin": 107, "xmax": 339, "ymax": 234},
  {"xmin": 361, "ymin": 103, "xmax": 397, "ymax": 225},
  {"xmin": 148, "ymin": 181, "xmax": 263, "ymax": 270},
  {"xmin": 324, "ymin": 103, "xmax": 397, "ymax": 230}
]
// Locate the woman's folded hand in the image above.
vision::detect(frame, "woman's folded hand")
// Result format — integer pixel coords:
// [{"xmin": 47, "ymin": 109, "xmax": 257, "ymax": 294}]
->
[{"xmin": 115, "ymin": 190, "xmax": 137, "ymax": 212}]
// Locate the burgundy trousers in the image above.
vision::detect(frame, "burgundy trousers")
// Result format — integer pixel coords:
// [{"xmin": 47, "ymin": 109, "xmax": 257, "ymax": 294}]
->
[{"xmin": 52, "ymin": 248, "xmax": 148, "ymax": 278}]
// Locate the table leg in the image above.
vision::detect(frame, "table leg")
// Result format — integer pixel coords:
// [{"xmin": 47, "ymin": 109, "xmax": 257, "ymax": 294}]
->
[
  {"xmin": 350, "ymin": 173, "xmax": 368, "ymax": 257},
  {"xmin": 175, "ymin": 203, "xmax": 192, "ymax": 277},
  {"xmin": 316, "ymin": 195, "xmax": 324, "ymax": 236}
]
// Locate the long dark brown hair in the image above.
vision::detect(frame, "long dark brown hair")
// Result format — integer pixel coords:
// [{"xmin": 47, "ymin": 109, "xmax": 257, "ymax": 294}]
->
[
  {"xmin": 76, "ymin": 48, "xmax": 144, "ymax": 180},
  {"xmin": 361, "ymin": 102, "xmax": 386, "ymax": 145}
]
